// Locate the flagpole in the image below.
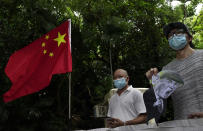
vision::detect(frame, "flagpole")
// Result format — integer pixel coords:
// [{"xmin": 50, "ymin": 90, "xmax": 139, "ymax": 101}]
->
[
  {"xmin": 68, "ymin": 72, "xmax": 72, "ymax": 131},
  {"xmin": 67, "ymin": 19, "xmax": 72, "ymax": 131}
]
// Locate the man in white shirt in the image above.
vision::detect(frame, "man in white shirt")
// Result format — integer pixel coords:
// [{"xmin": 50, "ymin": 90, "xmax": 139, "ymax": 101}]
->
[{"xmin": 107, "ymin": 69, "xmax": 147, "ymax": 130}]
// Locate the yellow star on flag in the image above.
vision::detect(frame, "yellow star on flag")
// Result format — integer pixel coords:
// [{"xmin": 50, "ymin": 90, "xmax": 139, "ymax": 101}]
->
[
  {"xmin": 45, "ymin": 35, "xmax": 50, "ymax": 40},
  {"xmin": 49, "ymin": 52, "xmax": 54, "ymax": 57},
  {"xmin": 54, "ymin": 32, "xmax": 66, "ymax": 47},
  {"xmin": 42, "ymin": 42, "xmax": 46, "ymax": 47},
  {"xmin": 43, "ymin": 50, "xmax": 47, "ymax": 54}
]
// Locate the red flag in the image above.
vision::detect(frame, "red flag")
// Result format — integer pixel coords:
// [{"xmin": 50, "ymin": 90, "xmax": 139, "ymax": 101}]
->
[{"xmin": 3, "ymin": 20, "xmax": 72, "ymax": 103}]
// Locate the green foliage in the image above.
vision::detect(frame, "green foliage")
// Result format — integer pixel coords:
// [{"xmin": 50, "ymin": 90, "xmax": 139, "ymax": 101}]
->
[
  {"xmin": 0, "ymin": 0, "xmax": 202, "ymax": 130},
  {"xmin": 188, "ymin": 10, "xmax": 203, "ymax": 48}
]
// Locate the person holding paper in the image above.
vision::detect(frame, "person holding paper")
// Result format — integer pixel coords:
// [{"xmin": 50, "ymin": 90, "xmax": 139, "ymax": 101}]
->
[{"xmin": 145, "ymin": 22, "xmax": 203, "ymax": 120}]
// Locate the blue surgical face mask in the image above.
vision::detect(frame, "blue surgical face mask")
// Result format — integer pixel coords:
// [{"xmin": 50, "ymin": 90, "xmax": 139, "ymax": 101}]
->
[
  {"xmin": 168, "ymin": 34, "xmax": 187, "ymax": 50},
  {"xmin": 113, "ymin": 77, "xmax": 127, "ymax": 89}
]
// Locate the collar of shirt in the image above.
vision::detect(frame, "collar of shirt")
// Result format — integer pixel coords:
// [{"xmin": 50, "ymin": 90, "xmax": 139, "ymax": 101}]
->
[
  {"xmin": 125, "ymin": 85, "xmax": 133, "ymax": 92},
  {"xmin": 117, "ymin": 85, "xmax": 133, "ymax": 96}
]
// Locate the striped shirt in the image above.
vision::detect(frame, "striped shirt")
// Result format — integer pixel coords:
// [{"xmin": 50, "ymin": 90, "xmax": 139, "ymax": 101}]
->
[{"xmin": 162, "ymin": 50, "xmax": 203, "ymax": 120}]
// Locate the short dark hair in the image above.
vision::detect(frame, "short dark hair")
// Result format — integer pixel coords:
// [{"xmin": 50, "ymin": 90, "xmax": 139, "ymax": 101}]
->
[{"xmin": 163, "ymin": 22, "xmax": 194, "ymax": 48}]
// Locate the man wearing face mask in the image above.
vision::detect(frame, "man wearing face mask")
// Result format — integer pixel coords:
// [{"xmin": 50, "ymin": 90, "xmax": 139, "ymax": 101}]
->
[
  {"xmin": 107, "ymin": 69, "xmax": 147, "ymax": 131},
  {"xmin": 146, "ymin": 22, "xmax": 203, "ymax": 120}
]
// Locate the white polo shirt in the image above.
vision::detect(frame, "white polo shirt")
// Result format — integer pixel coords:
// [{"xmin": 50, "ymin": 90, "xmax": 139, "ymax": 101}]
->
[{"xmin": 107, "ymin": 85, "xmax": 146, "ymax": 131}]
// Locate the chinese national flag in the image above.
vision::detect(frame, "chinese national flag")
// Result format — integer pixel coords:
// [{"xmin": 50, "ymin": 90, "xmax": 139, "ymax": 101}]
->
[{"xmin": 3, "ymin": 20, "xmax": 72, "ymax": 103}]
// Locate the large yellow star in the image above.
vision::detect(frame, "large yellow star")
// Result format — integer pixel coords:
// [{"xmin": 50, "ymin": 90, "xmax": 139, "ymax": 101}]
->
[{"xmin": 54, "ymin": 32, "xmax": 66, "ymax": 47}]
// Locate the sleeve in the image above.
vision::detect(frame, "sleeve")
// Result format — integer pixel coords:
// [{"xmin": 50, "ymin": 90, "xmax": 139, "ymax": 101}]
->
[
  {"xmin": 107, "ymin": 100, "xmax": 112, "ymax": 117},
  {"xmin": 134, "ymin": 90, "xmax": 147, "ymax": 115}
]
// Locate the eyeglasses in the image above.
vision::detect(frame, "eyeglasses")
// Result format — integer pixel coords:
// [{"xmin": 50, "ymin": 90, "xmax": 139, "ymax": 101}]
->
[{"xmin": 168, "ymin": 29, "xmax": 185, "ymax": 39}]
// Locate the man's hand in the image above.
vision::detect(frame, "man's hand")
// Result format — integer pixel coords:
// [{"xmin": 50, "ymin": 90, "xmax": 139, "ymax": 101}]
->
[
  {"xmin": 188, "ymin": 112, "xmax": 203, "ymax": 119},
  {"xmin": 145, "ymin": 68, "xmax": 159, "ymax": 80},
  {"xmin": 106, "ymin": 118, "xmax": 124, "ymax": 128}
]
